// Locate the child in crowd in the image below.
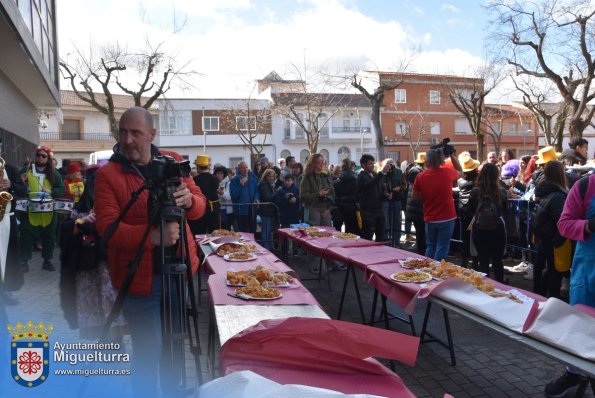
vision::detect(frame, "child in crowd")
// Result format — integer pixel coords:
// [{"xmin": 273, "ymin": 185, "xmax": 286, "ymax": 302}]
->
[
  {"xmin": 63, "ymin": 162, "xmax": 84, "ymax": 203},
  {"xmin": 276, "ymin": 174, "xmax": 300, "ymax": 227}
]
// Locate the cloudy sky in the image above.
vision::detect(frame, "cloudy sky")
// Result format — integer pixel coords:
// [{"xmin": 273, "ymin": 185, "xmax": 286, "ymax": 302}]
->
[{"xmin": 58, "ymin": 0, "xmax": 498, "ymax": 99}]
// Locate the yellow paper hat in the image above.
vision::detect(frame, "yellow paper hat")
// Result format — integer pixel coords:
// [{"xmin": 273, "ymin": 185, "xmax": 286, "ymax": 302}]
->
[
  {"xmin": 535, "ymin": 146, "xmax": 561, "ymax": 165},
  {"xmin": 194, "ymin": 154, "xmax": 210, "ymax": 167},
  {"xmin": 458, "ymin": 151, "xmax": 480, "ymax": 172}
]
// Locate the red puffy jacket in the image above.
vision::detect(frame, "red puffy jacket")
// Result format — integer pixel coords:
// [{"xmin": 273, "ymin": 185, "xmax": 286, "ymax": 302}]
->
[{"xmin": 95, "ymin": 149, "xmax": 206, "ymax": 296}]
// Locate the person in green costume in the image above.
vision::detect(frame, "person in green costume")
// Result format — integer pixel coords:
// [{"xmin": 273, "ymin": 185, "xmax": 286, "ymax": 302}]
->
[{"xmin": 19, "ymin": 146, "xmax": 65, "ymax": 272}]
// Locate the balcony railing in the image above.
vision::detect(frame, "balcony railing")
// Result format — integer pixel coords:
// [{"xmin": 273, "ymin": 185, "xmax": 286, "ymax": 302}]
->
[
  {"xmin": 40, "ymin": 132, "xmax": 115, "ymax": 141},
  {"xmin": 332, "ymin": 126, "xmax": 370, "ymax": 133}
]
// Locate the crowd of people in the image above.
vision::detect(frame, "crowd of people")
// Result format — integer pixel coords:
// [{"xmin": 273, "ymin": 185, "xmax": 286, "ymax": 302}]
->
[{"xmin": 0, "ymin": 108, "xmax": 593, "ymax": 397}]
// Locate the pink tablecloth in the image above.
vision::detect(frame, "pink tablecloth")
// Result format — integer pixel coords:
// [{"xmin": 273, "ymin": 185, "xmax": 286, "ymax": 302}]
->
[
  {"xmin": 207, "ymin": 272, "xmax": 321, "ymax": 306},
  {"xmin": 220, "ymin": 317, "xmax": 418, "ymax": 398},
  {"xmin": 324, "ymin": 246, "xmax": 421, "ymax": 270},
  {"xmin": 204, "ymin": 252, "xmax": 295, "ymax": 276},
  {"xmin": 277, "ymin": 227, "xmax": 383, "ymax": 257}
]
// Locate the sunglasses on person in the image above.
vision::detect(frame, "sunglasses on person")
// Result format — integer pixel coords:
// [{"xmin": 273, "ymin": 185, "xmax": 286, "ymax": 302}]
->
[{"xmin": 36, "ymin": 153, "xmax": 48, "ymax": 158}]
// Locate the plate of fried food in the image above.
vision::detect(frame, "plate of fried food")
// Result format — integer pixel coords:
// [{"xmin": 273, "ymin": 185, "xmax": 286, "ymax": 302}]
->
[
  {"xmin": 216, "ymin": 242, "xmax": 259, "ymax": 256},
  {"xmin": 234, "ymin": 286, "xmax": 282, "ymax": 300},
  {"xmin": 226, "ymin": 266, "xmax": 294, "ymax": 287},
  {"xmin": 223, "ymin": 252, "xmax": 258, "ymax": 262},
  {"xmin": 398, "ymin": 257, "xmax": 438, "ymax": 269},
  {"xmin": 333, "ymin": 232, "xmax": 359, "ymax": 240},
  {"xmin": 211, "ymin": 229, "xmax": 241, "ymax": 238},
  {"xmin": 390, "ymin": 271, "xmax": 432, "ymax": 283}
]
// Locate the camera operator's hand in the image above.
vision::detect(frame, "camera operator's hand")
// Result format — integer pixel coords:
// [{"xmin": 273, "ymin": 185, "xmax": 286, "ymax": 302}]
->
[
  {"xmin": 285, "ymin": 192, "xmax": 293, "ymax": 199},
  {"xmin": 150, "ymin": 221, "xmax": 180, "ymax": 246},
  {"xmin": 289, "ymin": 197, "xmax": 297, "ymax": 204},
  {"xmin": 172, "ymin": 182, "xmax": 192, "ymax": 209},
  {"xmin": 319, "ymin": 187, "xmax": 330, "ymax": 196}
]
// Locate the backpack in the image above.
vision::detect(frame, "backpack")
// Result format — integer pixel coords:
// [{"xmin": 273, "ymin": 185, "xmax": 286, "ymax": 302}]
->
[{"xmin": 474, "ymin": 194, "xmax": 501, "ymax": 231}]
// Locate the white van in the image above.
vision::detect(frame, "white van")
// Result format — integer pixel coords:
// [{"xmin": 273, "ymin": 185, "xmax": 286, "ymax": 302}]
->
[{"xmin": 89, "ymin": 150, "xmax": 113, "ymax": 165}]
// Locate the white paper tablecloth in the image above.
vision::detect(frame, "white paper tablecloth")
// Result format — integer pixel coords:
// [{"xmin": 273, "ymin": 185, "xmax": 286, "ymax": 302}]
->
[
  {"xmin": 523, "ymin": 298, "xmax": 595, "ymax": 360},
  {"xmin": 432, "ymin": 278, "xmax": 535, "ymax": 333},
  {"xmin": 199, "ymin": 370, "xmax": 386, "ymax": 398}
]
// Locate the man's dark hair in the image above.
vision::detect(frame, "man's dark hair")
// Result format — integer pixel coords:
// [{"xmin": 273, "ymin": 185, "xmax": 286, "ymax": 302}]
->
[
  {"xmin": 285, "ymin": 156, "xmax": 295, "ymax": 164},
  {"xmin": 62, "ymin": 159, "xmax": 71, "ymax": 167},
  {"xmin": 213, "ymin": 166, "xmax": 227, "ymax": 175},
  {"xmin": 425, "ymin": 148, "xmax": 444, "ymax": 169},
  {"xmin": 359, "ymin": 153, "xmax": 375, "ymax": 166},
  {"xmin": 569, "ymin": 137, "xmax": 588, "ymax": 149}
]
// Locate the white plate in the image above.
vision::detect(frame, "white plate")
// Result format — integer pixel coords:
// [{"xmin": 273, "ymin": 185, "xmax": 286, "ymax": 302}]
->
[
  {"xmin": 390, "ymin": 271, "xmax": 432, "ymax": 283},
  {"xmin": 234, "ymin": 289, "xmax": 283, "ymax": 300},
  {"xmin": 398, "ymin": 257, "xmax": 438, "ymax": 269},
  {"xmin": 223, "ymin": 253, "xmax": 258, "ymax": 262}
]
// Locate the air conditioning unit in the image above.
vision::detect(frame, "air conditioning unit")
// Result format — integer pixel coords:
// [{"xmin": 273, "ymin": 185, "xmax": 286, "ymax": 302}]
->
[{"xmin": 430, "ymin": 138, "xmax": 439, "ymax": 145}]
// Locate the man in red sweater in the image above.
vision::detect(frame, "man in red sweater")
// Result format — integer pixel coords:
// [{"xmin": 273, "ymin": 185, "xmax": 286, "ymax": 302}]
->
[
  {"xmin": 95, "ymin": 107, "xmax": 206, "ymax": 398},
  {"xmin": 412, "ymin": 148, "xmax": 463, "ymax": 261}
]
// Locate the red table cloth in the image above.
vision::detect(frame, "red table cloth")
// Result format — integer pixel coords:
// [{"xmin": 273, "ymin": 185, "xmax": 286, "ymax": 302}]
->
[
  {"xmin": 325, "ymin": 245, "xmax": 421, "ymax": 270},
  {"xmin": 220, "ymin": 317, "xmax": 419, "ymax": 398},
  {"xmin": 277, "ymin": 227, "xmax": 383, "ymax": 257}
]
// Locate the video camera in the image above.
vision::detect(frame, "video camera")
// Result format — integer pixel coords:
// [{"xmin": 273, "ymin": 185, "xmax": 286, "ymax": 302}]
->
[
  {"xmin": 147, "ymin": 155, "xmax": 191, "ymax": 208},
  {"xmin": 430, "ymin": 137, "xmax": 456, "ymax": 157}
]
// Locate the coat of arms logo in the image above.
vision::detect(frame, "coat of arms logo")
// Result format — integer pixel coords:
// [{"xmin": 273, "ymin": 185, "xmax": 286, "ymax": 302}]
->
[{"xmin": 7, "ymin": 321, "xmax": 53, "ymax": 387}]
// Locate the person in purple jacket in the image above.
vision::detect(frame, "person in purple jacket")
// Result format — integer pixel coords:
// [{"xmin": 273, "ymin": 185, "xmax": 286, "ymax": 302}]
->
[
  {"xmin": 544, "ymin": 173, "xmax": 595, "ymax": 397},
  {"xmin": 557, "ymin": 173, "xmax": 595, "ymax": 306}
]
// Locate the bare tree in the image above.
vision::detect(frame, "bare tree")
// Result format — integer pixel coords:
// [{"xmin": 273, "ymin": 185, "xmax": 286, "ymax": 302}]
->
[
  {"xmin": 60, "ymin": 40, "xmax": 195, "ymax": 137},
  {"xmin": 443, "ymin": 63, "xmax": 504, "ymax": 160},
  {"xmin": 271, "ymin": 64, "xmax": 353, "ymax": 154},
  {"xmin": 511, "ymin": 76, "xmax": 567, "ymax": 149},
  {"xmin": 220, "ymin": 99, "xmax": 272, "ymax": 166},
  {"xmin": 395, "ymin": 111, "xmax": 430, "ymax": 160},
  {"xmin": 483, "ymin": 104, "xmax": 534, "ymax": 155},
  {"xmin": 351, "ymin": 72, "xmax": 404, "ymax": 160},
  {"xmin": 488, "ymin": 0, "xmax": 595, "ymax": 140}
]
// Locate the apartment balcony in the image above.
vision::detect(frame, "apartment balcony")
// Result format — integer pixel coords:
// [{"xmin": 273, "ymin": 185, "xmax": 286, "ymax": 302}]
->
[
  {"xmin": 331, "ymin": 126, "xmax": 370, "ymax": 133},
  {"xmin": 39, "ymin": 131, "xmax": 116, "ymax": 152},
  {"xmin": 40, "ymin": 132, "xmax": 116, "ymax": 141}
]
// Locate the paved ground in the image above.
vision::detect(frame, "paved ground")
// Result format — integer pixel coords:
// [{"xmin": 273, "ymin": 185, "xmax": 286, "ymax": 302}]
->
[{"xmin": 5, "ymin": 242, "xmax": 593, "ymax": 398}]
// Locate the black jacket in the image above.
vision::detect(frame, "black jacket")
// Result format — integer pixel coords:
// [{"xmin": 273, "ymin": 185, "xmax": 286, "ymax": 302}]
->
[
  {"xmin": 457, "ymin": 171, "xmax": 478, "ymax": 214},
  {"xmin": 532, "ymin": 180, "xmax": 567, "ymax": 246},
  {"xmin": 334, "ymin": 171, "xmax": 358, "ymax": 209},
  {"xmin": 405, "ymin": 165, "xmax": 424, "ymax": 222},
  {"xmin": 357, "ymin": 170, "xmax": 386, "ymax": 210},
  {"xmin": 466, "ymin": 187, "xmax": 508, "ymax": 221},
  {"xmin": 3, "ymin": 162, "xmax": 27, "ymax": 208},
  {"xmin": 257, "ymin": 181, "xmax": 277, "ymax": 217}
]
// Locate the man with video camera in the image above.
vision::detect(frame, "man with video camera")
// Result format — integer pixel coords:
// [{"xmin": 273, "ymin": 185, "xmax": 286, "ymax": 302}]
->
[
  {"xmin": 412, "ymin": 138, "xmax": 463, "ymax": 261},
  {"xmin": 95, "ymin": 107, "xmax": 206, "ymax": 398}
]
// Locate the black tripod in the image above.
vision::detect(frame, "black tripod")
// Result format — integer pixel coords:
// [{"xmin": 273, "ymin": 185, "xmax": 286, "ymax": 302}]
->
[{"xmin": 100, "ymin": 177, "xmax": 202, "ymax": 396}]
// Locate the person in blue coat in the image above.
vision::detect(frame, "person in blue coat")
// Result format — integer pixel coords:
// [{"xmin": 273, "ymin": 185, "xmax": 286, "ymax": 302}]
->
[
  {"xmin": 230, "ymin": 161, "xmax": 259, "ymax": 232},
  {"xmin": 276, "ymin": 174, "xmax": 300, "ymax": 227}
]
